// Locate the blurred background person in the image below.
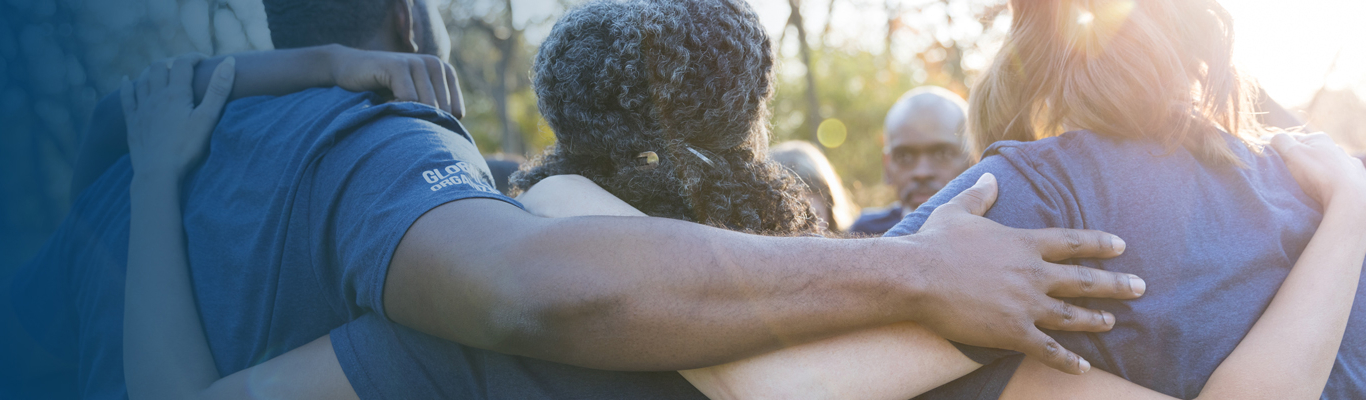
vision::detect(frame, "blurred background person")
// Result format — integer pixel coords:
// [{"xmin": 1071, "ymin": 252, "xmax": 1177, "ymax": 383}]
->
[
  {"xmin": 485, "ymin": 153, "xmax": 526, "ymax": 195},
  {"xmin": 849, "ymin": 87, "xmax": 970, "ymax": 236},
  {"xmin": 770, "ymin": 140, "xmax": 859, "ymax": 233}
]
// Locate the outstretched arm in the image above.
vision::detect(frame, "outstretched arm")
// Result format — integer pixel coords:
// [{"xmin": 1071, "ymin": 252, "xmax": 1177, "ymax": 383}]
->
[
  {"xmin": 1001, "ymin": 133, "xmax": 1366, "ymax": 400},
  {"xmin": 521, "ymin": 175, "xmax": 981, "ymax": 399},
  {"xmin": 72, "ymin": 45, "xmax": 461, "ymax": 199},
  {"xmin": 388, "ymin": 172, "xmax": 1145, "ymax": 374}
]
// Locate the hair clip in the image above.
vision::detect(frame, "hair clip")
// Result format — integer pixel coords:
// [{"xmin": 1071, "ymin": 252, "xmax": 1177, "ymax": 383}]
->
[
  {"xmin": 685, "ymin": 146, "xmax": 715, "ymax": 167},
  {"xmin": 637, "ymin": 151, "xmax": 660, "ymax": 170}
]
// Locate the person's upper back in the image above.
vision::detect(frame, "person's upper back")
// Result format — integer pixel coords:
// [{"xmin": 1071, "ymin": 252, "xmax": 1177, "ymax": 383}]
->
[
  {"xmin": 891, "ymin": 130, "xmax": 1365, "ymax": 398},
  {"xmin": 11, "ymin": 87, "xmax": 508, "ymax": 399}
]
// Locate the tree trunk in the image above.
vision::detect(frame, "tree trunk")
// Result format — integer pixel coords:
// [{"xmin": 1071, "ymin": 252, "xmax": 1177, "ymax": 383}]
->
[{"xmin": 788, "ymin": 0, "xmax": 823, "ymax": 149}]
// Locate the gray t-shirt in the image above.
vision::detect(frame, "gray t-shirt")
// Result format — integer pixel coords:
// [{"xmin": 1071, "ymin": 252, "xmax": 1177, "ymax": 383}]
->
[{"xmin": 890, "ymin": 130, "xmax": 1364, "ymax": 399}]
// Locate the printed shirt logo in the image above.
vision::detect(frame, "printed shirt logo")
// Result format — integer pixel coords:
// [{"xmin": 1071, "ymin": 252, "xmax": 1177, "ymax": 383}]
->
[{"xmin": 422, "ymin": 162, "xmax": 499, "ymax": 194}]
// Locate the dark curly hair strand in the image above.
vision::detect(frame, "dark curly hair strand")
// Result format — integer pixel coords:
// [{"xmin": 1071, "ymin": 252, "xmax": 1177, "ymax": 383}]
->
[{"xmin": 512, "ymin": 0, "xmax": 820, "ymax": 235}]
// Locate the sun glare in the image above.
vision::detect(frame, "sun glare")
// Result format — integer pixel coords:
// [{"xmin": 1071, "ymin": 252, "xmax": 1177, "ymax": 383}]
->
[
  {"xmin": 1077, "ymin": 11, "xmax": 1095, "ymax": 25},
  {"xmin": 1221, "ymin": 0, "xmax": 1366, "ymax": 106}
]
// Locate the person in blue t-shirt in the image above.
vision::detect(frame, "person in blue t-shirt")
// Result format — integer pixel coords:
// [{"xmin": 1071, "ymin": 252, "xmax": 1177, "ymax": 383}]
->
[
  {"xmin": 850, "ymin": 87, "xmax": 973, "ymax": 236},
  {"xmin": 898, "ymin": 0, "xmax": 1366, "ymax": 398},
  {"xmin": 106, "ymin": 2, "xmax": 1365, "ymax": 400},
  {"xmin": 12, "ymin": 0, "xmax": 1161, "ymax": 399}
]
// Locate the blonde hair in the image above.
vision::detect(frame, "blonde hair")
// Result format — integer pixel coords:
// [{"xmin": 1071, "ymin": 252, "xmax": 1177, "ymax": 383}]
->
[{"xmin": 969, "ymin": 0, "xmax": 1265, "ymax": 166}]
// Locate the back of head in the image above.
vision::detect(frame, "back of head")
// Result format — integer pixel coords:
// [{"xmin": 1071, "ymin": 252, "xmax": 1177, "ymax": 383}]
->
[
  {"xmin": 970, "ymin": 0, "xmax": 1264, "ymax": 165},
  {"xmin": 516, "ymin": 0, "xmax": 820, "ymax": 235},
  {"xmin": 885, "ymin": 86, "xmax": 968, "ymax": 140},
  {"xmin": 263, "ymin": 0, "xmax": 391, "ymax": 49},
  {"xmin": 769, "ymin": 141, "xmax": 858, "ymax": 232}
]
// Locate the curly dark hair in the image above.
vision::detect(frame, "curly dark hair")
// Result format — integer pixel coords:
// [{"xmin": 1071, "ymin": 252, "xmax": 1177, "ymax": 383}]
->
[{"xmin": 512, "ymin": 0, "xmax": 821, "ymax": 235}]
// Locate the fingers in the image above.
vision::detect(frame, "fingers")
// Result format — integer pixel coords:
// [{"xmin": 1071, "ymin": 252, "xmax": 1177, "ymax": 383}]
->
[
  {"xmin": 1298, "ymin": 132, "xmax": 1333, "ymax": 145},
  {"xmin": 120, "ymin": 76, "xmax": 137, "ymax": 118},
  {"xmin": 388, "ymin": 59, "xmax": 421, "ymax": 105},
  {"xmin": 147, "ymin": 58, "xmax": 171, "ymax": 92},
  {"xmin": 136, "ymin": 66, "xmax": 153, "ymax": 105},
  {"xmin": 194, "ymin": 57, "xmax": 236, "ymax": 116},
  {"xmin": 424, "ymin": 56, "xmax": 451, "ymax": 113},
  {"xmin": 168, "ymin": 53, "xmax": 207, "ymax": 101},
  {"xmin": 1269, "ymin": 133, "xmax": 1302, "ymax": 155},
  {"xmin": 1045, "ymin": 263, "xmax": 1145, "ymax": 299},
  {"xmin": 1035, "ymin": 299, "xmax": 1115, "ymax": 332},
  {"xmin": 1027, "ymin": 227, "xmax": 1126, "ymax": 261},
  {"xmin": 939, "ymin": 173, "xmax": 998, "ymax": 216},
  {"xmin": 1018, "ymin": 329, "xmax": 1091, "ymax": 375},
  {"xmin": 408, "ymin": 58, "xmax": 438, "ymax": 109},
  {"xmin": 444, "ymin": 61, "xmax": 465, "ymax": 119}
]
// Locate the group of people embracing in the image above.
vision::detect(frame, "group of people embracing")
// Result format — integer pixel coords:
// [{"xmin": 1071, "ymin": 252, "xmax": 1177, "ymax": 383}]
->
[{"xmin": 11, "ymin": 0, "xmax": 1366, "ymax": 399}]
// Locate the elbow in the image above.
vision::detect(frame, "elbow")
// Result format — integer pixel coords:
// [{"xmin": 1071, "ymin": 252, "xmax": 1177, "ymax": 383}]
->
[{"xmin": 477, "ymin": 275, "xmax": 633, "ymax": 368}]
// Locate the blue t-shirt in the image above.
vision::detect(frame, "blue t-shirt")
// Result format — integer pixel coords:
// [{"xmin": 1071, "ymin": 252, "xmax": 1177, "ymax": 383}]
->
[
  {"xmin": 848, "ymin": 206, "xmax": 905, "ymax": 236},
  {"xmin": 890, "ymin": 131, "xmax": 1366, "ymax": 399},
  {"xmin": 10, "ymin": 88, "xmax": 517, "ymax": 399},
  {"xmin": 332, "ymin": 313, "xmax": 706, "ymax": 399}
]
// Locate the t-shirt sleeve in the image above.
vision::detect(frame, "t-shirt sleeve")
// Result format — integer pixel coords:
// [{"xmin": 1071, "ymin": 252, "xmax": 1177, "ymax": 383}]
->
[
  {"xmin": 882, "ymin": 149, "xmax": 1067, "ymax": 394},
  {"xmin": 331, "ymin": 314, "xmax": 708, "ymax": 400},
  {"xmin": 309, "ymin": 116, "xmax": 521, "ymax": 319}
]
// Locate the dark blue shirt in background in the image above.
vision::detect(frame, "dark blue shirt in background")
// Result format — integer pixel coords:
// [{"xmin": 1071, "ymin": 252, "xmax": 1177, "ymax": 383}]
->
[
  {"xmin": 847, "ymin": 206, "xmax": 904, "ymax": 236},
  {"xmin": 892, "ymin": 131, "xmax": 1365, "ymax": 399},
  {"xmin": 11, "ymin": 88, "xmax": 703, "ymax": 399}
]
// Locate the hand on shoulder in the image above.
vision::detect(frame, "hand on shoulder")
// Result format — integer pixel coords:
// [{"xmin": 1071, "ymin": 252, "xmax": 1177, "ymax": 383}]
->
[
  {"xmin": 1271, "ymin": 132, "xmax": 1366, "ymax": 208},
  {"xmin": 122, "ymin": 53, "xmax": 236, "ymax": 181}
]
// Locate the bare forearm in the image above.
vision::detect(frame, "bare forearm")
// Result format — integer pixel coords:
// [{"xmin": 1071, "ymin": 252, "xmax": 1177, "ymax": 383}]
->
[
  {"xmin": 72, "ymin": 46, "xmax": 338, "ymax": 198},
  {"xmin": 385, "ymin": 201, "xmax": 920, "ymax": 371},
  {"xmin": 1198, "ymin": 200, "xmax": 1366, "ymax": 400},
  {"xmin": 681, "ymin": 322, "xmax": 980, "ymax": 400},
  {"xmin": 125, "ymin": 175, "xmax": 220, "ymax": 400},
  {"xmin": 189, "ymin": 45, "xmax": 337, "ymax": 105}
]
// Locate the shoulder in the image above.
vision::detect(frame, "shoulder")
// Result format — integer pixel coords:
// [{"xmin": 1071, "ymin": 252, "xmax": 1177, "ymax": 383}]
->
[
  {"xmin": 856, "ymin": 207, "xmax": 902, "ymax": 222},
  {"xmin": 849, "ymin": 207, "xmax": 903, "ymax": 235}
]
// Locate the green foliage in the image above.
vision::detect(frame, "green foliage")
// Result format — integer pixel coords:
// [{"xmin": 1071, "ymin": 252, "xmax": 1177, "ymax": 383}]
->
[{"xmin": 444, "ymin": 0, "xmax": 1003, "ymax": 208}]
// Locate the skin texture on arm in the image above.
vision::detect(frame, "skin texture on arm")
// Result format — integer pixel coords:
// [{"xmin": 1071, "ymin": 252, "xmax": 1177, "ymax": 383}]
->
[
  {"xmin": 1000, "ymin": 133, "xmax": 1366, "ymax": 400},
  {"xmin": 523, "ymin": 175, "xmax": 981, "ymax": 399},
  {"xmin": 121, "ymin": 54, "xmax": 359, "ymax": 400},
  {"xmin": 386, "ymin": 172, "xmax": 1144, "ymax": 374},
  {"xmin": 679, "ymin": 322, "xmax": 978, "ymax": 400},
  {"xmin": 71, "ymin": 45, "xmax": 462, "ymax": 199}
]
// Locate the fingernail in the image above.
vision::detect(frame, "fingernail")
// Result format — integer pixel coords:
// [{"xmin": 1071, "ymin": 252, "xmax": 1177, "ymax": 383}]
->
[
  {"xmin": 1129, "ymin": 275, "xmax": 1146, "ymax": 296},
  {"xmin": 223, "ymin": 56, "xmax": 237, "ymax": 67},
  {"xmin": 975, "ymin": 172, "xmax": 996, "ymax": 186},
  {"xmin": 1111, "ymin": 235, "xmax": 1126, "ymax": 254},
  {"xmin": 1103, "ymin": 312, "xmax": 1114, "ymax": 327},
  {"xmin": 1078, "ymin": 358, "xmax": 1092, "ymax": 373}
]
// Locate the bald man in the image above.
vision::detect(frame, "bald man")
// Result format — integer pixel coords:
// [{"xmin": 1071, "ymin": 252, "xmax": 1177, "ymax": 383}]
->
[{"xmin": 850, "ymin": 87, "xmax": 972, "ymax": 236}]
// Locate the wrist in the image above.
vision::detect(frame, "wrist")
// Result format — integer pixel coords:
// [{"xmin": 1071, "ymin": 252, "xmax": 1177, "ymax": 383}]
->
[
  {"xmin": 1324, "ymin": 189, "xmax": 1366, "ymax": 225},
  {"xmin": 131, "ymin": 169, "xmax": 182, "ymax": 189},
  {"xmin": 317, "ymin": 44, "xmax": 348, "ymax": 87},
  {"xmin": 853, "ymin": 237, "xmax": 931, "ymax": 322},
  {"xmin": 1322, "ymin": 184, "xmax": 1366, "ymax": 212}
]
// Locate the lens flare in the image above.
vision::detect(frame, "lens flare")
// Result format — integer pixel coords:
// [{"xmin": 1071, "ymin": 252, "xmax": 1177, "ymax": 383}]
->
[{"xmin": 817, "ymin": 118, "xmax": 847, "ymax": 148}]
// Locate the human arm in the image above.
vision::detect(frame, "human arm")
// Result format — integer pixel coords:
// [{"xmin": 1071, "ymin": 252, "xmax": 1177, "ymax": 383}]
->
[
  {"xmin": 72, "ymin": 44, "xmax": 462, "ymax": 199},
  {"xmin": 385, "ymin": 171, "xmax": 1144, "ymax": 374},
  {"xmin": 121, "ymin": 54, "xmax": 359, "ymax": 400},
  {"xmin": 999, "ymin": 133, "xmax": 1366, "ymax": 400}
]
